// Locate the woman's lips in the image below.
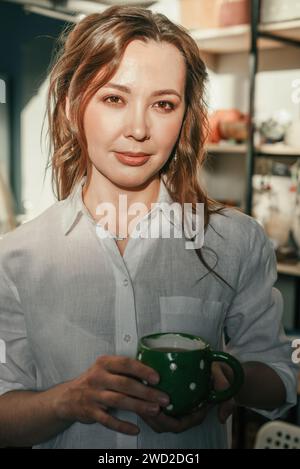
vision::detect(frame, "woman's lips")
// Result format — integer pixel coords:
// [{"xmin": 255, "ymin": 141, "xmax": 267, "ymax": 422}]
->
[{"xmin": 114, "ymin": 151, "xmax": 151, "ymax": 166}]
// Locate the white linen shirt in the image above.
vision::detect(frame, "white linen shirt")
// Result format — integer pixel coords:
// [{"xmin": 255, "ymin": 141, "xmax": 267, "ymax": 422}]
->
[{"xmin": 0, "ymin": 176, "xmax": 297, "ymax": 449}]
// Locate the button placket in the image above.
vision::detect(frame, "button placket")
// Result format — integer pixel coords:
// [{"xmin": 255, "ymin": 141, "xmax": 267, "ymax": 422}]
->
[{"xmin": 112, "ymin": 265, "xmax": 138, "ymax": 358}]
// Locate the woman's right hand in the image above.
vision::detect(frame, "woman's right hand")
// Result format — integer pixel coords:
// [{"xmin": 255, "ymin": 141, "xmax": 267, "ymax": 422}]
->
[{"xmin": 52, "ymin": 355, "xmax": 170, "ymax": 436}]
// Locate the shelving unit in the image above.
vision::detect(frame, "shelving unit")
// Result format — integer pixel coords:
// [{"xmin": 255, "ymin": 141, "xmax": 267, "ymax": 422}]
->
[
  {"xmin": 206, "ymin": 143, "xmax": 247, "ymax": 154},
  {"xmin": 200, "ymin": 0, "xmax": 300, "ymax": 256},
  {"xmin": 205, "ymin": 145, "xmax": 300, "ymax": 278},
  {"xmin": 199, "ymin": 8, "xmax": 300, "ymax": 215},
  {"xmin": 196, "ymin": 2, "xmax": 300, "ymax": 447},
  {"xmin": 192, "ymin": 3, "xmax": 300, "ymax": 210},
  {"xmin": 191, "ymin": 19, "xmax": 300, "ymax": 55},
  {"xmin": 206, "ymin": 143, "xmax": 300, "ymax": 157},
  {"xmin": 246, "ymin": 0, "xmax": 300, "ymax": 216},
  {"xmin": 277, "ymin": 262, "xmax": 300, "ymax": 277}
]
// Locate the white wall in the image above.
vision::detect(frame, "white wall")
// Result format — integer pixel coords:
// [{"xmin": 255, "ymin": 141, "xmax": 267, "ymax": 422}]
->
[
  {"xmin": 150, "ymin": 0, "xmax": 181, "ymax": 22},
  {"xmin": 21, "ymin": 77, "xmax": 55, "ymax": 222}
]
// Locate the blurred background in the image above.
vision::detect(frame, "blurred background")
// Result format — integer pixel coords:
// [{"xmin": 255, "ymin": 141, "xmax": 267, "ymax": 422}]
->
[{"xmin": 0, "ymin": 0, "xmax": 300, "ymax": 448}]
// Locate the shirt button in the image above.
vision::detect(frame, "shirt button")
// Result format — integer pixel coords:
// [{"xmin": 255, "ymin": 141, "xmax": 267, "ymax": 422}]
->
[
  {"xmin": 123, "ymin": 278, "xmax": 129, "ymax": 286},
  {"xmin": 123, "ymin": 334, "xmax": 131, "ymax": 343}
]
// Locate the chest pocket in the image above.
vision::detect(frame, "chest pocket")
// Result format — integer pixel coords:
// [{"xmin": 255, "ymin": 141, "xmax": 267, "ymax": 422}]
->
[{"xmin": 159, "ymin": 296, "xmax": 225, "ymax": 348}]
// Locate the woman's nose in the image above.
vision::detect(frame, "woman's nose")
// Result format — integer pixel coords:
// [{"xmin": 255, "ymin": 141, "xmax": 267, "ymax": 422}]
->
[{"xmin": 124, "ymin": 105, "xmax": 150, "ymax": 141}]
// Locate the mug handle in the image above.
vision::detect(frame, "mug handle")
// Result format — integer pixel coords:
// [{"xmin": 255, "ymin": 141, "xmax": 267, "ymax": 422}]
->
[{"xmin": 207, "ymin": 351, "xmax": 244, "ymax": 404}]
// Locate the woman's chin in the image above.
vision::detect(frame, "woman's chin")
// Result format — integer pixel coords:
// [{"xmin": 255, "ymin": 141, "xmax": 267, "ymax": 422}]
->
[{"xmin": 109, "ymin": 171, "xmax": 157, "ymax": 190}]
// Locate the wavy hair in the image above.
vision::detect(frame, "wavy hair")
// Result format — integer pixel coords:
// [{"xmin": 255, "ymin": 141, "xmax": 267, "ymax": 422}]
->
[{"xmin": 46, "ymin": 5, "xmax": 233, "ymax": 289}]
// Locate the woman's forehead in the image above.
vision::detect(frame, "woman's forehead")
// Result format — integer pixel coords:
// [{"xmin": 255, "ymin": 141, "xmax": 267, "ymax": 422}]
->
[
  {"xmin": 120, "ymin": 39, "xmax": 185, "ymax": 69},
  {"xmin": 106, "ymin": 40, "xmax": 186, "ymax": 92}
]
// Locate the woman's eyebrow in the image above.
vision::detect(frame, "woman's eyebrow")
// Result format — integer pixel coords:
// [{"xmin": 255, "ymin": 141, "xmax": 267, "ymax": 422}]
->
[{"xmin": 102, "ymin": 82, "xmax": 182, "ymax": 100}]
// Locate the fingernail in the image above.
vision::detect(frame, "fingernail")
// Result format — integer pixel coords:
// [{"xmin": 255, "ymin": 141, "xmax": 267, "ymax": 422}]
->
[
  {"xmin": 149, "ymin": 374, "xmax": 160, "ymax": 385},
  {"xmin": 158, "ymin": 396, "xmax": 169, "ymax": 406}
]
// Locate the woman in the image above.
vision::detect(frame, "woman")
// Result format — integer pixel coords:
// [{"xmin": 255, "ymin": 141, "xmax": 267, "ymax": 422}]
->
[{"xmin": 0, "ymin": 5, "xmax": 297, "ymax": 449}]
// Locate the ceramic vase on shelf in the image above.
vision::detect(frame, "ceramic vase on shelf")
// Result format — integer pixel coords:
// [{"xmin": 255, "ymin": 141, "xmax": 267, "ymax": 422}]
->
[
  {"xmin": 262, "ymin": 189, "xmax": 293, "ymax": 250},
  {"xmin": 285, "ymin": 120, "xmax": 300, "ymax": 149},
  {"xmin": 264, "ymin": 208, "xmax": 292, "ymax": 250}
]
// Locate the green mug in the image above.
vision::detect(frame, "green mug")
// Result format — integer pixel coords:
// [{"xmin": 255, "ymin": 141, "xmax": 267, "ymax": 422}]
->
[{"xmin": 137, "ymin": 332, "xmax": 244, "ymax": 417}]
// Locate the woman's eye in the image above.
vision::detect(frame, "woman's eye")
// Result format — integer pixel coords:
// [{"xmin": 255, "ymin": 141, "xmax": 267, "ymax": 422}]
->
[
  {"xmin": 155, "ymin": 101, "xmax": 175, "ymax": 111},
  {"xmin": 102, "ymin": 96, "xmax": 175, "ymax": 111},
  {"xmin": 103, "ymin": 95, "xmax": 123, "ymax": 104}
]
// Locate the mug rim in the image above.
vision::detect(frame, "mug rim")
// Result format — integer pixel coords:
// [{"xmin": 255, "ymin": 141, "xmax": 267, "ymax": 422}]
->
[{"xmin": 139, "ymin": 332, "xmax": 210, "ymax": 353}]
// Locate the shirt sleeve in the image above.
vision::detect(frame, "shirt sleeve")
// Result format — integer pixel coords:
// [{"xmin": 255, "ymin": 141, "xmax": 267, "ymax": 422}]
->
[
  {"xmin": 0, "ymin": 262, "xmax": 37, "ymax": 396},
  {"xmin": 224, "ymin": 218, "xmax": 298, "ymax": 419}
]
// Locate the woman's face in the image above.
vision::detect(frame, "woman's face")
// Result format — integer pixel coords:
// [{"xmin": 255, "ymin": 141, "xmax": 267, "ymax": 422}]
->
[{"xmin": 83, "ymin": 39, "xmax": 186, "ymax": 189}]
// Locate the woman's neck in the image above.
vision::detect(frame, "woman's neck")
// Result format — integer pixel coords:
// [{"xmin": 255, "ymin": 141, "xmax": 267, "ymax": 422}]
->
[{"xmin": 82, "ymin": 170, "xmax": 161, "ymax": 238}]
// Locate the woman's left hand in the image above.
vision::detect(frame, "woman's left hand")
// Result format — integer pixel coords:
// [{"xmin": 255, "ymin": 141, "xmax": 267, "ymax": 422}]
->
[{"xmin": 137, "ymin": 362, "xmax": 236, "ymax": 433}]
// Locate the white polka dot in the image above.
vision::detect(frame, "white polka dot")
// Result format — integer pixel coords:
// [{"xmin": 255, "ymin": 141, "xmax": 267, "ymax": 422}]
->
[
  {"xmin": 142, "ymin": 380, "xmax": 148, "ymax": 386},
  {"xmin": 166, "ymin": 404, "xmax": 173, "ymax": 411},
  {"xmin": 199, "ymin": 360, "xmax": 205, "ymax": 370},
  {"xmin": 189, "ymin": 382, "xmax": 196, "ymax": 391},
  {"xmin": 170, "ymin": 363, "xmax": 177, "ymax": 371}
]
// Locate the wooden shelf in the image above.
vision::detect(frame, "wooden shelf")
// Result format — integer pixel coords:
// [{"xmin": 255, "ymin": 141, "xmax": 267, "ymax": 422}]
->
[
  {"xmin": 191, "ymin": 20, "xmax": 300, "ymax": 55},
  {"xmin": 206, "ymin": 143, "xmax": 300, "ymax": 156},
  {"xmin": 191, "ymin": 24, "xmax": 250, "ymax": 54},
  {"xmin": 206, "ymin": 143, "xmax": 247, "ymax": 154},
  {"xmin": 260, "ymin": 19, "xmax": 300, "ymax": 43},
  {"xmin": 277, "ymin": 262, "xmax": 300, "ymax": 277},
  {"xmin": 258, "ymin": 144, "xmax": 300, "ymax": 156}
]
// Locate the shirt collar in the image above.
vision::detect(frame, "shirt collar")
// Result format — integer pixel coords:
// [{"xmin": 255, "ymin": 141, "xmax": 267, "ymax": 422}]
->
[{"xmin": 62, "ymin": 174, "xmax": 180, "ymax": 236}]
